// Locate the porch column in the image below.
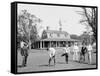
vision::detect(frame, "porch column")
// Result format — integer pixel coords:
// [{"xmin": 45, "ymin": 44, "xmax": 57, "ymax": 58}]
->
[
  {"xmin": 56, "ymin": 41, "xmax": 57, "ymax": 47},
  {"xmin": 40, "ymin": 41, "xmax": 42, "ymax": 49},
  {"xmin": 50, "ymin": 41, "xmax": 51, "ymax": 47},
  {"xmin": 58, "ymin": 41, "xmax": 59, "ymax": 47},
  {"xmin": 66, "ymin": 41, "xmax": 68, "ymax": 45},
  {"xmin": 59, "ymin": 41, "xmax": 60, "ymax": 47},
  {"xmin": 38, "ymin": 42, "xmax": 39, "ymax": 48}
]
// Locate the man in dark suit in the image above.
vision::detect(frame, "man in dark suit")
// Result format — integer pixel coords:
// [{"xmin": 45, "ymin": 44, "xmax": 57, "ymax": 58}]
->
[
  {"xmin": 80, "ymin": 44, "xmax": 87, "ymax": 63},
  {"xmin": 20, "ymin": 41, "xmax": 29, "ymax": 67}
]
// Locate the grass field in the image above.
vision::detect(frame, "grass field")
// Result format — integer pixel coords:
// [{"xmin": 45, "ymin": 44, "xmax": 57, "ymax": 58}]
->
[{"xmin": 17, "ymin": 48, "xmax": 97, "ymax": 73}]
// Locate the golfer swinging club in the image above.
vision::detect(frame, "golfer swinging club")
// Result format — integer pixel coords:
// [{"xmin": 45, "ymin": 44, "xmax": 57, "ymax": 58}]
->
[{"xmin": 47, "ymin": 45, "xmax": 56, "ymax": 66}]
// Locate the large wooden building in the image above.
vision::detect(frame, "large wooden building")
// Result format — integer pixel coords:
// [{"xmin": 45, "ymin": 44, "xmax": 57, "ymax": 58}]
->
[{"xmin": 33, "ymin": 28, "xmax": 80, "ymax": 49}]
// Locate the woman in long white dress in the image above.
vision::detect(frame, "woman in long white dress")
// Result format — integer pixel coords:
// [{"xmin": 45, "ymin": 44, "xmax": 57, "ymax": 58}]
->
[
  {"xmin": 87, "ymin": 44, "xmax": 93, "ymax": 64},
  {"xmin": 73, "ymin": 43, "xmax": 80, "ymax": 62}
]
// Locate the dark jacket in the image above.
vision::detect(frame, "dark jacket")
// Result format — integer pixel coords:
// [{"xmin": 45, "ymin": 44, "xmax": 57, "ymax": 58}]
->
[
  {"xmin": 81, "ymin": 46, "xmax": 87, "ymax": 55},
  {"xmin": 21, "ymin": 47, "xmax": 28, "ymax": 56}
]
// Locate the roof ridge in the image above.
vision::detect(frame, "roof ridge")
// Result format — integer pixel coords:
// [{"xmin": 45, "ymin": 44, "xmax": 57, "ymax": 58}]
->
[{"xmin": 45, "ymin": 29, "xmax": 68, "ymax": 34}]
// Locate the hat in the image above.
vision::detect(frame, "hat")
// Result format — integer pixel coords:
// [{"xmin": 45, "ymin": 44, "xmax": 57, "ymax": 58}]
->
[{"xmin": 74, "ymin": 42, "xmax": 78, "ymax": 45}]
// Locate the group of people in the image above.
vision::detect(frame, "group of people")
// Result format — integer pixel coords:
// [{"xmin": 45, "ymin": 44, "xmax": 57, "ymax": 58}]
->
[
  {"xmin": 72, "ymin": 43, "xmax": 93, "ymax": 64},
  {"xmin": 47, "ymin": 42, "xmax": 93, "ymax": 66},
  {"xmin": 19, "ymin": 40, "xmax": 93, "ymax": 67}
]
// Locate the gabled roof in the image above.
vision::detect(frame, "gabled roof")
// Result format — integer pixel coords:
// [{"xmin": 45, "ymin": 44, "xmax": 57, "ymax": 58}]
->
[
  {"xmin": 44, "ymin": 30, "xmax": 69, "ymax": 35},
  {"xmin": 35, "ymin": 38, "xmax": 80, "ymax": 42}
]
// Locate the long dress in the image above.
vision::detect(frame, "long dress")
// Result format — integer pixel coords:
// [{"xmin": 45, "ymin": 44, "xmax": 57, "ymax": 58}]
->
[
  {"xmin": 87, "ymin": 44, "xmax": 92, "ymax": 64},
  {"xmin": 73, "ymin": 45, "xmax": 80, "ymax": 61}
]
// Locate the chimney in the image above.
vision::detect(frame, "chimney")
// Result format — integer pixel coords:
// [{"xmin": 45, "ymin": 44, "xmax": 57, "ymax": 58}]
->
[
  {"xmin": 46, "ymin": 26, "xmax": 49, "ymax": 30},
  {"xmin": 59, "ymin": 27, "xmax": 62, "ymax": 31}
]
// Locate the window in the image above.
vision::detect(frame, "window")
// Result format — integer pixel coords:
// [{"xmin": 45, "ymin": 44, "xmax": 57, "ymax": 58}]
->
[
  {"xmin": 57, "ymin": 33, "xmax": 60, "ymax": 37},
  {"xmin": 50, "ymin": 33, "xmax": 52, "ymax": 37},
  {"xmin": 65, "ymin": 34, "xmax": 67, "ymax": 37}
]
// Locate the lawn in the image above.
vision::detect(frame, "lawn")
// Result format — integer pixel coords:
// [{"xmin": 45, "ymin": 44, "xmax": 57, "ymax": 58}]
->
[{"xmin": 17, "ymin": 48, "xmax": 97, "ymax": 72}]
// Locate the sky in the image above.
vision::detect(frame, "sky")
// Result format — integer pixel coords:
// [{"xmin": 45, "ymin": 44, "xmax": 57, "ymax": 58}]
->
[{"xmin": 18, "ymin": 3, "xmax": 88, "ymax": 37}]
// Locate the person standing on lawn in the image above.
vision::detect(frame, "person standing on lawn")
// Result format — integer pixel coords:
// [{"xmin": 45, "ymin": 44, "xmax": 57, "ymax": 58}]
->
[
  {"xmin": 47, "ymin": 46, "xmax": 56, "ymax": 66},
  {"xmin": 79, "ymin": 43, "xmax": 87, "ymax": 63},
  {"xmin": 87, "ymin": 43, "xmax": 93, "ymax": 64},
  {"xmin": 61, "ymin": 44, "xmax": 70, "ymax": 64},
  {"xmin": 20, "ymin": 40, "xmax": 29, "ymax": 67},
  {"xmin": 73, "ymin": 42, "xmax": 80, "ymax": 62}
]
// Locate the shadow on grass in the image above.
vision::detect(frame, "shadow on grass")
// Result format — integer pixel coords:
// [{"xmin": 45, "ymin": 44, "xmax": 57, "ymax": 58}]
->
[
  {"xmin": 90, "ymin": 63, "xmax": 96, "ymax": 65},
  {"xmin": 17, "ymin": 65, "xmax": 24, "ymax": 68},
  {"xmin": 57, "ymin": 62, "xmax": 65, "ymax": 64},
  {"xmin": 39, "ymin": 64, "xmax": 55, "ymax": 67},
  {"xmin": 78, "ymin": 61, "xmax": 96, "ymax": 65}
]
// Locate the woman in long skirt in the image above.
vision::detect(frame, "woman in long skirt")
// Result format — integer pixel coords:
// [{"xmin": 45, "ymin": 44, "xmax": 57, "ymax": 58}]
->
[
  {"xmin": 73, "ymin": 43, "xmax": 80, "ymax": 62},
  {"xmin": 87, "ymin": 44, "xmax": 93, "ymax": 64}
]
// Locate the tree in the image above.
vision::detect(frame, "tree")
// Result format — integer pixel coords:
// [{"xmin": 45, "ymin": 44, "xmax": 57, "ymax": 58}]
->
[
  {"xmin": 78, "ymin": 7, "xmax": 97, "ymax": 43},
  {"xmin": 80, "ymin": 31, "xmax": 90, "ymax": 45},
  {"xmin": 18, "ymin": 10, "xmax": 42, "ymax": 50}
]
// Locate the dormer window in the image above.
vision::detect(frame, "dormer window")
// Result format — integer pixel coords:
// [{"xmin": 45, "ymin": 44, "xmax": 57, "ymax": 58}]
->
[
  {"xmin": 50, "ymin": 33, "xmax": 52, "ymax": 37},
  {"xmin": 65, "ymin": 34, "xmax": 67, "ymax": 37},
  {"xmin": 57, "ymin": 33, "xmax": 60, "ymax": 37}
]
